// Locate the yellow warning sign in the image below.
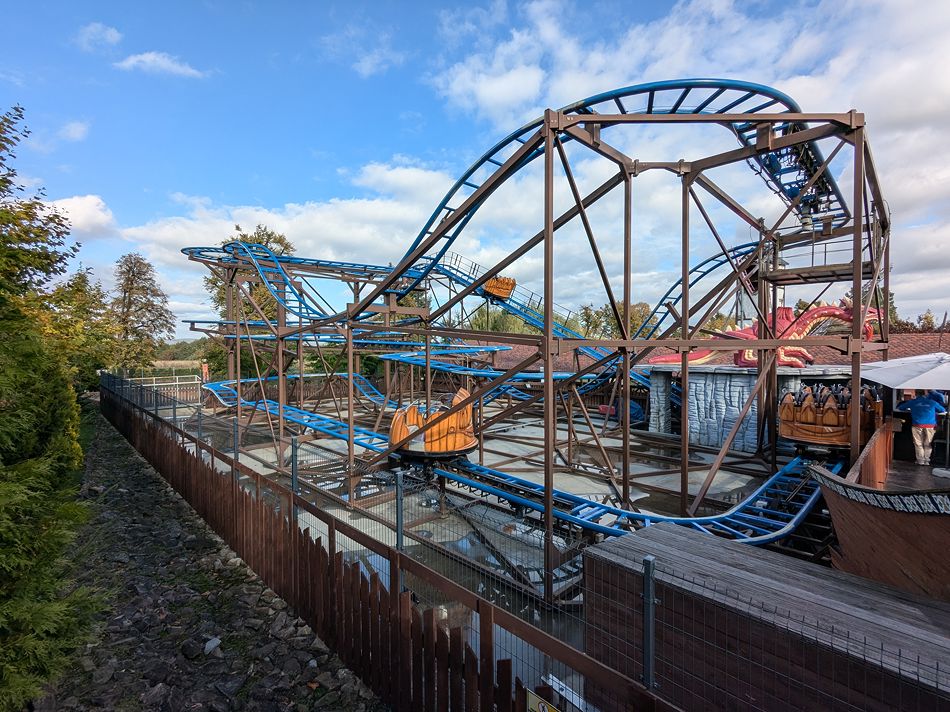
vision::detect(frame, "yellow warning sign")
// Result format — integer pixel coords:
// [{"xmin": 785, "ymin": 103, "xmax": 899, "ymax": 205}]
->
[{"xmin": 526, "ymin": 690, "xmax": 561, "ymax": 712}]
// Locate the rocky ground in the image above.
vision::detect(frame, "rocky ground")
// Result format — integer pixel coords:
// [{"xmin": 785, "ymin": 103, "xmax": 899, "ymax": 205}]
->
[{"xmin": 35, "ymin": 401, "xmax": 387, "ymax": 712}]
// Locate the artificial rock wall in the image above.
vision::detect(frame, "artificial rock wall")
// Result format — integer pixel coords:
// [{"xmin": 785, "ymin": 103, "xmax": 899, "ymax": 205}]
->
[
  {"xmin": 649, "ymin": 366, "xmax": 848, "ymax": 453},
  {"xmin": 687, "ymin": 370, "xmax": 758, "ymax": 452}
]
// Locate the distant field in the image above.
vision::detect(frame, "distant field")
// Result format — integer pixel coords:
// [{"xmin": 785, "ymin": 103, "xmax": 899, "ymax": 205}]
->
[{"xmin": 152, "ymin": 360, "xmax": 201, "ymax": 368}]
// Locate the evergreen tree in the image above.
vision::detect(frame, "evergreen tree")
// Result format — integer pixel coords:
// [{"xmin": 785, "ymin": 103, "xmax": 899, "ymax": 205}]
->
[
  {"xmin": 0, "ymin": 105, "xmax": 94, "ymax": 711},
  {"xmin": 111, "ymin": 253, "xmax": 174, "ymax": 369},
  {"xmin": 0, "ymin": 106, "xmax": 76, "ymax": 304}
]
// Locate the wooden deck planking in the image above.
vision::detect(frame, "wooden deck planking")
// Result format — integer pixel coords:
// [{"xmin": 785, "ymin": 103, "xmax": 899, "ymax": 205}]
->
[
  {"xmin": 886, "ymin": 457, "xmax": 950, "ymax": 491},
  {"xmin": 586, "ymin": 523, "xmax": 950, "ymax": 690}
]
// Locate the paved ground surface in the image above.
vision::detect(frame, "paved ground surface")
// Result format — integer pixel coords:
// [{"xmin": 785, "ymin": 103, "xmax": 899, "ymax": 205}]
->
[{"xmin": 35, "ymin": 401, "xmax": 387, "ymax": 711}]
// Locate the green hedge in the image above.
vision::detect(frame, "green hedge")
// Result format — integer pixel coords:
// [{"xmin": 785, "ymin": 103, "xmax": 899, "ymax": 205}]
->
[{"xmin": 0, "ymin": 310, "xmax": 95, "ymax": 710}]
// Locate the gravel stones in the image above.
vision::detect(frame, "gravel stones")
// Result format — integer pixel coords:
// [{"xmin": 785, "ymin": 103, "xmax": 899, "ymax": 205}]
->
[{"xmin": 33, "ymin": 401, "xmax": 386, "ymax": 711}]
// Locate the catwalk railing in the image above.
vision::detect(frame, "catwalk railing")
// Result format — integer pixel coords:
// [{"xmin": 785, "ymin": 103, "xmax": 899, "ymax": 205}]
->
[
  {"xmin": 99, "ymin": 373, "xmax": 674, "ymax": 712},
  {"xmin": 844, "ymin": 418, "xmax": 895, "ymax": 488}
]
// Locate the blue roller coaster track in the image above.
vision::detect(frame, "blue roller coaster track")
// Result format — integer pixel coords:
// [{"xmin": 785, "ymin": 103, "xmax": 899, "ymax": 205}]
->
[
  {"xmin": 185, "ymin": 79, "xmax": 847, "ymax": 325},
  {"xmin": 182, "ymin": 236, "xmax": 760, "ymax": 409},
  {"xmin": 397, "ymin": 78, "xmax": 848, "ymax": 296},
  {"xmin": 203, "ymin": 378, "xmax": 838, "ymax": 545},
  {"xmin": 185, "ymin": 79, "xmax": 852, "ymax": 547}
]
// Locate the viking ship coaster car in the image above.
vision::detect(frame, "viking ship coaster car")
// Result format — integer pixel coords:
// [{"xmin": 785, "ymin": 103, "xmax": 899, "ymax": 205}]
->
[
  {"xmin": 779, "ymin": 384, "xmax": 883, "ymax": 449},
  {"xmin": 389, "ymin": 388, "xmax": 478, "ymax": 461}
]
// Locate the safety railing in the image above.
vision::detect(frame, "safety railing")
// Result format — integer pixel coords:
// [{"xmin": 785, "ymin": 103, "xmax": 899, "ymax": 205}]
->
[
  {"xmin": 99, "ymin": 372, "xmax": 673, "ymax": 712},
  {"xmin": 99, "ymin": 372, "xmax": 949, "ymax": 711}
]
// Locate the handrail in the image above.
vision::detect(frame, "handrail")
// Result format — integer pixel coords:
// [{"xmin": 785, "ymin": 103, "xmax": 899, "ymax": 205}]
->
[
  {"xmin": 99, "ymin": 373, "xmax": 680, "ymax": 712},
  {"xmin": 844, "ymin": 417, "xmax": 894, "ymax": 486}
]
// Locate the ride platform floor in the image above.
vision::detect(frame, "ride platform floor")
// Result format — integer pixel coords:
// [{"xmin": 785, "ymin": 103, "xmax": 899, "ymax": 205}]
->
[
  {"xmin": 885, "ymin": 458, "xmax": 950, "ymax": 491},
  {"xmin": 585, "ymin": 522, "xmax": 950, "ymax": 707}
]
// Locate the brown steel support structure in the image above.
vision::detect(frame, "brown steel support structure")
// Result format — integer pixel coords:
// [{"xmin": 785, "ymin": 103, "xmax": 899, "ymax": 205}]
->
[
  {"xmin": 542, "ymin": 111, "xmax": 556, "ymax": 604},
  {"xmin": 679, "ymin": 171, "xmax": 692, "ymax": 516},
  {"xmin": 851, "ymin": 127, "xmax": 866, "ymax": 463},
  {"xmin": 188, "ymin": 102, "xmax": 889, "ymax": 576},
  {"xmin": 621, "ymin": 172, "xmax": 632, "ymax": 504}
]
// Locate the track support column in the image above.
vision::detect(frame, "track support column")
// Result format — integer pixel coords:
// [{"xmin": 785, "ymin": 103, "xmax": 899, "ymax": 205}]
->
[
  {"xmin": 542, "ymin": 110, "xmax": 557, "ymax": 604},
  {"xmin": 346, "ymin": 322, "xmax": 356, "ymax": 503},
  {"xmin": 622, "ymin": 170, "xmax": 632, "ymax": 505},
  {"xmin": 851, "ymin": 125, "xmax": 865, "ymax": 464},
  {"xmin": 679, "ymin": 169, "xmax": 692, "ymax": 516}
]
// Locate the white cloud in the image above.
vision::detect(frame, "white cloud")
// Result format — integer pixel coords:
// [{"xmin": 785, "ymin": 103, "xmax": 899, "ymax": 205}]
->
[
  {"xmin": 18, "ymin": 174, "xmax": 44, "ymax": 190},
  {"xmin": 114, "ymin": 51, "xmax": 207, "ymax": 78},
  {"xmin": 75, "ymin": 22, "xmax": 122, "ymax": 52},
  {"xmin": 71, "ymin": 161, "xmax": 456, "ymax": 336},
  {"xmin": 437, "ymin": 0, "xmax": 509, "ymax": 48},
  {"xmin": 25, "ymin": 121, "xmax": 90, "ymax": 153},
  {"xmin": 353, "ymin": 38, "xmax": 406, "ymax": 78},
  {"xmin": 53, "ymin": 0, "xmax": 950, "ymax": 336},
  {"xmin": 426, "ymin": 0, "xmax": 950, "ymax": 321},
  {"xmin": 57, "ymin": 121, "xmax": 89, "ymax": 142},
  {"xmin": 352, "ymin": 160, "xmax": 454, "ymax": 201},
  {"xmin": 50, "ymin": 194, "xmax": 116, "ymax": 235},
  {"xmin": 321, "ymin": 25, "xmax": 406, "ymax": 78},
  {"xmin": 0, "ymin": 69, "xmax": 24, "ymax": 86}
]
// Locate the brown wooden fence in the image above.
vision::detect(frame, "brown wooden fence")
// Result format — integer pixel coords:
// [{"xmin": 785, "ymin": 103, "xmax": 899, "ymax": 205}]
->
[{"xmin": 100, "ymin": 383, "xmax": 675, "ymax": 712}]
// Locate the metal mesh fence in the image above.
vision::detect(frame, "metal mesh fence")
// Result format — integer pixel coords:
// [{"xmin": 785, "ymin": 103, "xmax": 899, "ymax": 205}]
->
[{"xmin": 99, "ymin": 373, "xmax": 950, "ymax": 711}]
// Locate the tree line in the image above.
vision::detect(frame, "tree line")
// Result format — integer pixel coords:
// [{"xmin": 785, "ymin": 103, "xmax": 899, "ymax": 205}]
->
[
  {"xmin": 0, "ymin": 106, "xmax": 173, "ymax": 709},
  {"xmin": 0, "ymin": 106, "xmax": 99, "ymax": 709},
  {"xmin": 44, "ymin": 253, "xmax": 174, "ymax": 389}
]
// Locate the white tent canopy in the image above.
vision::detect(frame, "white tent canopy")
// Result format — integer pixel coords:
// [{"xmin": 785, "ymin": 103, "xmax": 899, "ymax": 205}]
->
[{"xmin": 862, "ymin": 352, "xmax": 950, "ymax": 390}]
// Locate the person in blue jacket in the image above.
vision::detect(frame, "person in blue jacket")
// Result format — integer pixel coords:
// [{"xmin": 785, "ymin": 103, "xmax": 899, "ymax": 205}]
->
[{"xmin": 896, "ymin": 390, "xmax": 947, "ymax": 465}]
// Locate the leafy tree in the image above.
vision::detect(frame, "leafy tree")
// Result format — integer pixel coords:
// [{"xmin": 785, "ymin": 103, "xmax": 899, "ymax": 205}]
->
[
  {"xmin": 917, "ymin": 309, "xmax": 938, "ymax": 332},
  {"xmin": 199, "ymin": 226, "xmax": 297, "ymax": 379},
  {"xmin": 599, "ymin": 301, "xmax": 658, "ymax": 339},
  {"xmin": 204, "ymin": 224, "xmax": 294, "ymax": 320},
  {"xmin": 397, "ymin": 287, "xmax": 431, "ymax": 314},
  {"xmin": 155, "ymin": 337, "xmax": 210, "ymax": 361},
  {"xmin": 842, "ymin": 286, "xmax": 921, "ymax": 333},
  {"xmin": 111, "ymin": 253, "xmax": 174, "ymax": 369},
  {"xmin": 467, "ymin": 302, "xmax": 537, "ymax": 334},
  {"xmin": 201, "ymin": 341, "xmax": 273, "ymax": 380},
  {"xmin": 704, "ymin": 312, "xmax": 736, "ymax": 334},
  {"xmin": 202, "ymin": 340, "xmax": 229, "ymax": 379},
  {"xmin": 793, "ymin": 298, "xmax": 811, "ymax": 316},
  {"xmin": 42, "ymin": 269, "xmax": 117, "ymax": 390},
  {"xmin": 0, "ymin": 106, "xmax": 77, "ymax": 304},
  {"xmin": 578, "ymin": 303, "xmax": 605, "ymax": 337}
]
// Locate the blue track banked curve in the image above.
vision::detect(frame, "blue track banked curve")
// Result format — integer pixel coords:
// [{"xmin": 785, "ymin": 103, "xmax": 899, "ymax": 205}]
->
[
  {"xmin": 203, "ymin": 372, "xmax": 403, "ymax": 411},
  {"xmin": 182, "ymin": 239, "xmax": 758, "ymax": 409},
  {"xmin": 185, "ymin": 80, "xmax": 847, "ymax": 322},
  {"xmin": 398, "ymin": 78, "xmax": 849, "ymax": 294},
  {"xmin": 204, "ymin": 378, "xmax": 837, "ymax": 544}
]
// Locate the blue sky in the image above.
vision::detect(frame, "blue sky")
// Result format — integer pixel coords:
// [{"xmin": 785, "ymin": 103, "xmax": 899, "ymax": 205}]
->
[{"xmin": 4, "ymin": 0, "xmax": 949, "ymax": 338}]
